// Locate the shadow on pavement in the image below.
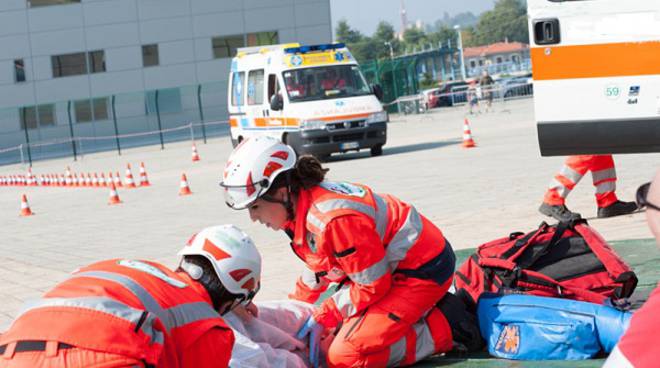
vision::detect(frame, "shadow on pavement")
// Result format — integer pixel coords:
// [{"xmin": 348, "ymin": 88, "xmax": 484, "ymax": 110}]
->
[{"xmin": 323, "ymin": 139, "xmax": 461, "ymax": 163}]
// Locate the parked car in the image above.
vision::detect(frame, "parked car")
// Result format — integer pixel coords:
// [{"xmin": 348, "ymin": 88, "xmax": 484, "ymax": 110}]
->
[
  {"xmin": 421, "ymin": 88, "xmax": 441, "ymax": 109},
  {"xmin": 500, "ymin": 74, "xmax": 534, "ymax": 98},
  {"xmin": 432, "ymin": 81, "xmax": 469, "ymax": 107}
]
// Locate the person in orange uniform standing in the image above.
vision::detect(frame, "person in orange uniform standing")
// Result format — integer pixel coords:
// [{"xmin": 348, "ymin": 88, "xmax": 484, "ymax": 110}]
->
[
  {"xmin": 539, "ymin": 154, "xmax": 638, "ymax": 222},
  {"xmin": 221, "ymin": 137, "xmax": 480, "ymax": 368},
  {"xmin": 0, "ymin": 225, "xmax": 262, "ymax": 368}
]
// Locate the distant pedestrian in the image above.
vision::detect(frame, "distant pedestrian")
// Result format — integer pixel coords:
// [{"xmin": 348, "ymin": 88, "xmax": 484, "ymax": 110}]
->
[{"xmin": 479, "ymin": 70, "xmax": 495, "ymax": 112}]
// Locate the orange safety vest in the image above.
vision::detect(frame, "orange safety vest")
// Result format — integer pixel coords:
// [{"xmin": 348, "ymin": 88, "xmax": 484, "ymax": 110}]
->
[
  {"xmin": 289, "ymin": 181, "xmax": 455, "ymax": 326},
  {"xmin": 0, "ymin": 259, "xmax": 232, "ymax": 367}
]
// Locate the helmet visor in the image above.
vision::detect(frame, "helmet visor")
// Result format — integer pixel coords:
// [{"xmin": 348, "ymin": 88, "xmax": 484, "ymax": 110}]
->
[{"xmin": 219, "ymin": 178, "xmax": 269, "ymax": 210}]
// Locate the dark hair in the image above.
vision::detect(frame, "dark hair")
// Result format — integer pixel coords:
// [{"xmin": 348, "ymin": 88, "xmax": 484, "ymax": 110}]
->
[
  {"xmin": 267, "ymin": 155, "xmax": 328, "ymax": 195},
  {"xmin": 180, "ymin": 255, "xmax": 241, "ymax": 312}
]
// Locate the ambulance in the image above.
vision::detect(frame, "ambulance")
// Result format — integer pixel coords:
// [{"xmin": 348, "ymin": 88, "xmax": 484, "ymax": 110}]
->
[
  {"xmin": 528, "ymin": 0, "xmax": 660, "ymax": 155},
  {"xmin": 227, "ymin": 43, "xmax": 388, "ymax": 158}
]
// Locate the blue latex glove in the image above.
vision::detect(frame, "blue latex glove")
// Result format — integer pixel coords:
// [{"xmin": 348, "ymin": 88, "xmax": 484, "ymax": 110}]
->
[{"xmin": 296, "ymin": 315, "xmax": 324, "ymax": 368}]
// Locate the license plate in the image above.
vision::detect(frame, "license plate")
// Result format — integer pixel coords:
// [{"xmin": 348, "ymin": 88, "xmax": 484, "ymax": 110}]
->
[{"xmin": 340, "ymin": 142, "xmax": 359, "ymax": 150}]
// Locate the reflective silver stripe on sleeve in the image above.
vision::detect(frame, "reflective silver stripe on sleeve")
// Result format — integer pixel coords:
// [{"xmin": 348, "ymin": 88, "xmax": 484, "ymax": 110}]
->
[
  {"xmin": 18, "ymin": 296, "xmax": 164, "ymax": 345},
  {"xmin": 74, "ymin": 271, "xmax": 219, "ymax": 332},
  {"xmin": 602, "ymin": 345, "xmax": 634, "ymax": 368},
  {"xmin": 347, "ymin": 256, "xmax": 390, "ymax": 285},
  {"xmin": 386, "ymin": 207, "xmax": 423, "ymax": 270},
  {"xmin": 559, "ymin": 165, "xmax": 583, "ymax": 184},
  {"xmin": 592, "ymin": 168, "xmax": 617, "ymax": 184},
  {"xmin": 301, "ymin": 267, "xmax": 326, "ymax": 290},
  {"xmin": 596, "ymin": 180, "xmax": 616, "ymax": 194},
  {"xmin": 548, "ymin": 178, "xmax": 571, "ymax": 198},
  {"xmin": 414, "ymin": 319, "xmax": 436, "ymax": 362},
  {"xmin": 387, "ymin": 336, "xmax": 407, "ymax": 367},
  {"xmin": 331, "ymin": 284, "xmax": 357, "ymax": 318},
  {"xmin": 373, "ymin": 193, "xmax": 389, "ymax": 241},
  {"xmin": 306, "ymin": 211, "xmax": 326, "ymax": 232}
]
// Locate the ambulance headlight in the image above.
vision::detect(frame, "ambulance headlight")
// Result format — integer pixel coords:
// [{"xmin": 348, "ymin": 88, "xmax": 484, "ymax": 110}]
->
[
  {"xmin": 300, "ymin": 120, "xmax": 326, "ymax": 131},
  {"xmin": 365, "ymin": 111, "xmax": 388, "ymax": 124}
]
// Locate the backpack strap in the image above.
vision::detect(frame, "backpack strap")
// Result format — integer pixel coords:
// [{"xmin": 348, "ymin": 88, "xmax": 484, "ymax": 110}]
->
[
  {"xmin": 500, "ymin": 222, "xmax": 551, "ymax": 261},
  {"xmin": 519, "ymin": 270, "xmax": 607, "ymax": 304},
  {"xmin": 516, "ymin": 221, "xmax": 572, "ymax": 270}
]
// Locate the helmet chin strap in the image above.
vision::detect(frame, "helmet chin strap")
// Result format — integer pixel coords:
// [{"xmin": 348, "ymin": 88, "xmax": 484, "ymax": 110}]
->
[{"xmin": 261, "ymin": 171, "xmax": 295, "ymax": 220}]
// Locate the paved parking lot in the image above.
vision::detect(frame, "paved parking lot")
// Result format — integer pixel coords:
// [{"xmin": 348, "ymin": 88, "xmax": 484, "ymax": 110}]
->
[{"xmin": 1, "ymin": 98, "xmax": 658, "ymax": 330}]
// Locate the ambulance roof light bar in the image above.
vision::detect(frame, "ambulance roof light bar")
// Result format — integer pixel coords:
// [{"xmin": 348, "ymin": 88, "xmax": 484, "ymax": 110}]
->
[{"xmin": 284, "ymin": 43, "xmax": 346, "ymax": 55}]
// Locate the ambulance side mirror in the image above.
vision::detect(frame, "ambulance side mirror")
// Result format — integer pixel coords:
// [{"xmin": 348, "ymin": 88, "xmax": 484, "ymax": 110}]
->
[
  {"xmin": 371, "ymin": 84, "xmax": 384, "ymax": 101},
  {"xmin": 270, "ymin": 94, "xmax": 283, "ymax": 111}
]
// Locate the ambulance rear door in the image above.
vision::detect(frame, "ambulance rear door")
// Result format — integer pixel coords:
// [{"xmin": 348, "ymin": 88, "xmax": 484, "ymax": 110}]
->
[{"xmin": 529, "ymin": 0, "xmax": 660, "ymax": 156}]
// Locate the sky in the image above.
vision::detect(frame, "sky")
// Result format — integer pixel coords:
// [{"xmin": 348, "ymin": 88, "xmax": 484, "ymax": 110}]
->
[{"xmin": 330, "ymin": 0, "xmax": 496, "ymax": 36}]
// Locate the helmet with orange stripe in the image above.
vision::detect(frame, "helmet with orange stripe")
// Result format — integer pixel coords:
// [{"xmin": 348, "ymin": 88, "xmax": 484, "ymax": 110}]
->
[
  {"xmin": 220, "ymin": 136, "xmax": 297, "ymax": 210},
  {"xmin": 178, "ymin": 224, "xmax": 261, "ymax": 314}
]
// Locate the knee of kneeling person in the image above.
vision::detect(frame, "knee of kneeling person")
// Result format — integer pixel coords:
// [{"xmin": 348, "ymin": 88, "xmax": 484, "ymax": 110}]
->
[{"xmin": 326, "ymin": 339, "xmax": 364, "ymax": 368}]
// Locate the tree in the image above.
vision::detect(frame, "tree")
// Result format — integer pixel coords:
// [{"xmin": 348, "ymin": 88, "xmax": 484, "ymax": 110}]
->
[
  {"xmin": 372, "ymin": 21, "xmax": 400, "ymax": 59},
  {"xmin": 335, "ymin": 19, "xmax": 363, "ymax": 44},
  {"xmin": 402, "ymin": 28, "xmax": 427, "ymax": 51},
  {"xmin": 471, "ymin": 0, "xmax": 528, "ymax": 45}
]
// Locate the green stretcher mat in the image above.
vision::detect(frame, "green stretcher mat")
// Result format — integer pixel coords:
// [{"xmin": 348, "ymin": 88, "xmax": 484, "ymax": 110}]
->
[{"xmin": 318, "ymin": 238, "xmax": 659, "ymax": 367}]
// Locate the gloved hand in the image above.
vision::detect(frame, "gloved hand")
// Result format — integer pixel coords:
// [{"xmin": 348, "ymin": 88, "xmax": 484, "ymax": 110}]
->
[{"xmin": 296, "ymin": 315, "xmax": 324, "ymax": 368}]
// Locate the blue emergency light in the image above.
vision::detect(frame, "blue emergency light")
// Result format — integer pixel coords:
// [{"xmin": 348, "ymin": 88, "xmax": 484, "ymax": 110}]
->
[{"xmin": 284, "ymin": 43, "xmax": 346, "ymax": 54}]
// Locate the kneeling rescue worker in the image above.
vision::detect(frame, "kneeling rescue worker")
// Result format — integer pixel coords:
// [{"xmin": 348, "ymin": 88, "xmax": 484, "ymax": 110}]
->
[
  {"xmin": 0, "ymin": 224, "xmax": 262, "ymax": 368},
  {"xmin": 221, "ymin": 137, "xmax": 481, "ymax": 367}
]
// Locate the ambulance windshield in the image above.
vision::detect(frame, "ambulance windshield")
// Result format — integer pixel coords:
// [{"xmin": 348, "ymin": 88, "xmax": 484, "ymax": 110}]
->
[{"xmin": 283, "ymin": 65, "xmax": 371, "ymax": 102}]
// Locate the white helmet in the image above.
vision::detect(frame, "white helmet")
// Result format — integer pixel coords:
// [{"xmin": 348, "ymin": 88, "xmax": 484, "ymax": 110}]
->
[
  {"xmin": 220, "ymin": 136, "xmax": 296, "ymax": 209},
  {"xmin": 178, "ymin": 224, "xmax": 261, "ymax": 301}
]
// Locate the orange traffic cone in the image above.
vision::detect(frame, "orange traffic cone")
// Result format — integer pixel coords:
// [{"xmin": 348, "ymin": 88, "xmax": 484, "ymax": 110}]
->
[
  {"xmin": 107, "ymin": 183, "xmax": 122, "ymax": 205},
  {"xmin": 179, "ymin": 174, "xmax": 192, "ymax": 196},
  {"xmin": 191, "ymin": 143, "xmax": 201, "ymax": 162},
  {"xmin": 139, "ymin": 162, "xmax": 150, "ymax": 187},
  {"xmin": 124, "ymin": 164, "xmax": 137, "ymax": 188},
  {"xmin": 84, "ymin": 173, "xmax": 92, "ymax": 187},
  {"xmin": 462, "ymin": 118, "xmax": 477, "ymax": 148},
  {"xmin": 19, "ymin": 194, "xmax": 33, "ymax": 216},
  {"xmin": 92, "ymin": 173, "xmax": 100, "ymax": 187},
  {"xmin": 114, "ymin": 171, "xmax": 123, "ymax": 188},
  {"xmin": 100, "ymin": 173, "xmax": 108, "ymax": 187}
]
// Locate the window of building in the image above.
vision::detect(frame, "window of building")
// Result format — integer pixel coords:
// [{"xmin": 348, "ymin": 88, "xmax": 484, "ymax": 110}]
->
[
  {"xmin": 212, "ymin": 35, "xmax": 244, "ymax": 59},
  {"xmin": 145, "ymin": 88, "xmax": 182, "ymax": 115},
  {"xmin": 88, "ymin": 50, "xmax": 106, "ymax": 73},
  {"xmin": 28, "ymin": 0, "xmax": 80, "ymax": 8},
  {"xmin": 496, "ymin": 56, "xmax": 503, "ymax": 64},
  {"xmin": 246, "ymin": 31, "xmax": 278, "ymax": 47},
  {"xmin": 52, "ymin": 51, "xmax": 105, "ymax": 78},
  {"xmin": 231, "ymin": 72, "xmax": 245, "ymax": 106},
  {"xmin": 142, "ymin": 44, "xmax": 159, "ymax": 67},
  {"xmin": 469, "ymin": 60, "xmax": 476, "ymax": 68},
  {"xmin": 20, "ymin": 104, "xmax": 55, "ymax": 130},
  {"xmin": 52, "ymin": 52, "xmax": 87, "ymax": 77},
  {"xmin": 74, "ymin": 98, "xmax": 108, "ymax": 123},
  {"xmin": 14, "ymin": 59, "xmax": 26, "ymax": 83},
  {"xmin": 247, "ymin": 69, "xmax": 264, "ymax": 105},
  {"xmin": 512, "ymin": 54, "xmax": 520, "ymax": 64}
]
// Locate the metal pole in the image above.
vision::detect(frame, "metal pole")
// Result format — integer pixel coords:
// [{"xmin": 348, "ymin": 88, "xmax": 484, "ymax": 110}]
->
[
  {"xmin": 454, "ymin": 25, "xmax": 467, "ymax": 81},
  {"xmin": 19, "ymin": 144, "xmax": 24, "ymax": 165},
  {"xmin": 111, "ymin": 95, "xmax": 122, "ymax": 155},
  {"xmin": 197, "ymin": 84, "xmax": 207, "ymax": 144},
  {"xmin": 154, "ymin": 89, "xmax": 165, "ymax": 149},
  {"xmin": 20, "ymin": 108, "xmax": 32, "ymax": 166},
  {"xmin": 66, "ymin": 101, "xmax": 77, "ymax": 161}
]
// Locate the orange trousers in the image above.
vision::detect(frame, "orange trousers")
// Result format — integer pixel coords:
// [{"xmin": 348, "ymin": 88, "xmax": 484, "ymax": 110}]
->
[
  {"xmin": 326, "ymin": 276, "xmax": 453, "ymax": 368},
  {"xmin": 0, "ymin": 344, "xmax": 144, "ymax": 368},
  {"xmin": 543, "ymin": 155, "xmax": 618, "ymax": 208}
]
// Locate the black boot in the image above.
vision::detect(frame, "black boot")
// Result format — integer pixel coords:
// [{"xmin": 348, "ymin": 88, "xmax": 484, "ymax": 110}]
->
[
  {"xmin": 597, "ymin": 200, "xmax": 638, "ymax": 218},
  {"xmin": 436, "ymin": 293, "xmax": 484, "ymax": 352},
  {"xmin": 539, "ymin": 203, "xmax": 582, "ymax": 222}
]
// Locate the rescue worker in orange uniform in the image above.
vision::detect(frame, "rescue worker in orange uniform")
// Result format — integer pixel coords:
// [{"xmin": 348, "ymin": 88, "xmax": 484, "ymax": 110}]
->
[
  {"xmin": 221, "ymin": 137, "xmax": 481, "ymax": 367},
  {"xmin": 0, "ymin": 225, "xmax": 262, "ymax": 368},
  {"xmin": 539, "ymin": 154, "xmax": 638, "ymax": 222}
]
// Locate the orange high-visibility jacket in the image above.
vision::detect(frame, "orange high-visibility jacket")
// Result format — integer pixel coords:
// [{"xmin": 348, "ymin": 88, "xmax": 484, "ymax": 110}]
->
[
  {"xmin": 288, "ymin": 181, "xmax": 455, "ymax": 328},
  {"xmin": 0, "ymin": 259, "xmax": 233, "ymax": 368}
]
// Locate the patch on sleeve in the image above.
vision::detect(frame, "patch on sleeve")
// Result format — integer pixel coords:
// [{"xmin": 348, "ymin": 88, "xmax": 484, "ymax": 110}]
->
[
  {"xmin": 320, "ymin": 181, "xmax": 366, "ymax": 198},
  {"xmin": 495, "ymin": 324, "xmax": 520, "ymax": 355}
]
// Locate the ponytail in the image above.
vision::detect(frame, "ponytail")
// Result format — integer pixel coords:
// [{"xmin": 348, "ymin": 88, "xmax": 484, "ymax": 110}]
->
[{"xmin": 268, "ymin": 154, "xmax": 328, "ymax": 194}]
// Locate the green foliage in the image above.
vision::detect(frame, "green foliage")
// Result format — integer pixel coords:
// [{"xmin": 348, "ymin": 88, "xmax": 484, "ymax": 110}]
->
[{"xmin": 471, "ymin": 0, "xmax": 529, "ymax": 45}]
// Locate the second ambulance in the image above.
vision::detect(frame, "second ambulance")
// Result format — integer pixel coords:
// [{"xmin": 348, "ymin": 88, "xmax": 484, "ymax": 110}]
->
[{"xmin": 227, "ymin": 43, "xmax": 387, "ymax": 158}]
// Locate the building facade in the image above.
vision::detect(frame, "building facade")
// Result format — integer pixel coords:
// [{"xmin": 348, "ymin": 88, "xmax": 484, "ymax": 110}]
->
[
  {"xmin": 0, "ymin": 0, "xmax": 331, "ymax": 162},
  {"xmin": 463, "ymin": 41, "xmax": 531, "ymax": 78}
]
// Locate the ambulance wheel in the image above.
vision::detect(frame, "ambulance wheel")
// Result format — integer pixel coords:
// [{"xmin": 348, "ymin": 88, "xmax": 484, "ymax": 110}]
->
[
  {"xmin": 370, "ymin": 145, "xmax": 383, "ymax": 156},
  {"xmin": 231, "ymin": 136, "xmax": 243, "ymax": 148}
]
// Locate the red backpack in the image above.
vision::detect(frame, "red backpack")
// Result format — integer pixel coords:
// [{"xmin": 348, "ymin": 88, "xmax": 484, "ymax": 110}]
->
[{"xmin": 454, "ymin": 220, "xmax": 638, "ymax": 310}]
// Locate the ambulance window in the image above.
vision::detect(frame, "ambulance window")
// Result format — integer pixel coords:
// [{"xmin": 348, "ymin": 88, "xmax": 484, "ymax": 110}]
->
[
  {"xmin": 247, "ymin": 69, "xmax": 265, "ymax": 105},
  {"xmin": 267, "ymin": 74, "xmax": 280, "ymax": 102},
  {"xmin": 231, "ymin": 71, "xmax": 245, "ymax": 106}
]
